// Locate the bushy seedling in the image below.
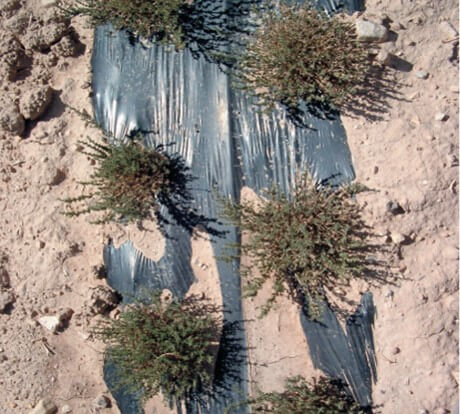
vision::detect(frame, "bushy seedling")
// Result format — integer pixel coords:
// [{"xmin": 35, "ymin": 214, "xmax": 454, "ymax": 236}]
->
[
  {"xmin": 234, "ymin": 2, "xmax": 370, "ymax": 113},
  {"xmin": 221, "ymin": 176, "xmax": 369, "ymax": 317},
  {"xmin": 241, "ymin": 376, "xmax": 367, "ymax": 413},
  {"xmin": 94, "ymin": 293, "xmax": 221, "ymax": 403},
  {"xmin": 61, "ymin": 136, "xmax": 182, "ymax": 224},
  {"xmin": 64, "ymin": 0, "xmax": 190, "ymax": 48}
]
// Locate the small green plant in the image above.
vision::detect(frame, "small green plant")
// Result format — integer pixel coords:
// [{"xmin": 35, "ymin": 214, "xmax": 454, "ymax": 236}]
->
[
  {"xmin": 221, "ymin": 176, "xmax": 369, "ymax": 317},
  {"xmin": 64, "ymin": 0, "xmax": 190, "ymax": 48},
  {"xmin": 234, "ymin": 2, "xmax": 370, "ymax": 113},
  {"xmin": 238, "ymin": 376, "xmax": 367, "ymax": 413},
  {"xmin": 94, "ymin": 292, "xmax": 221, "ymax": 403},
  {"xmin": 61, "ymin": 136, "xmax": 181, "ymax": 224}
]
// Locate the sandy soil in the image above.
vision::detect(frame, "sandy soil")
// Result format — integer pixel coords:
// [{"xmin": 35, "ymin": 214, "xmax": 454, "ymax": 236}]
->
[{"xmin": 0, "ymin": 0, "xmax": 457, "ymax": 413}]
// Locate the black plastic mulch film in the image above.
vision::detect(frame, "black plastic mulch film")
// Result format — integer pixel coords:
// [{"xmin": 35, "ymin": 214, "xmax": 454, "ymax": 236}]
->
[{"xmin": 91, "ymin": 0, "xmax": 375, "ymax": 412}]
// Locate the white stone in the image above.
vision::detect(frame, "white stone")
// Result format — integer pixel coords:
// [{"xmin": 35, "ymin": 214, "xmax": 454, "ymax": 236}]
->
[
  {"xmin": 435, "ymin": 112, "xmax": 448, "ymax": 121},
  {"xmin": 390, "ymin": 232, "xmax": 406, "ymax": 245},
  {"xmin": 38, "ymin": 316, "xmax": 61, "ymax": 333},
  {"xmin": 376, "ymin": 50, "xmax": 394, "ymax": 66},
  {"xmin": 29, "ymin": 399, "xmax": 57, "ymax": 414},
  {"xmin": 355, "ymin": 19, "xmax": 389, "ymax": 42},
  {"xmin": 61, "ymin": 405, "xmax": 72, "ymax": 413},
  {"xmin": 415, "ymin": 70, "xmax": 429, "ymax": 79},
  {"xmin": 41, "ymin": 0, "xmax": 58, "ymax": 7},
  {"xmin": 93, "ymin": 394, "xmax": 111, "ymax": 409}
]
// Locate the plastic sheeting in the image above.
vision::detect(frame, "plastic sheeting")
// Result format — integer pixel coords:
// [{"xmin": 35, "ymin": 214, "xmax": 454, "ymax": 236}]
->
[
  {"xmin": 301, "ymin": 293, "xmax": 377, "ymax": 408},
  {"xmin": 92, "ymin": 0, "xmax": 376, "ymax": 412}
]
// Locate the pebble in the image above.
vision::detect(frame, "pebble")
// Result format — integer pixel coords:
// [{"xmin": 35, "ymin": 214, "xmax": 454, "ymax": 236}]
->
[
  {"xmin": 418, "ymin": 410, "xmax": 429, "ymax": 414},
  {"xmin": 355, "ymin": 19, "xmax": 389, "ymax": 42},
  {"xmin": 435, "ymin": 112, "xmax": 448, "ymax": 121},
  {"xmin": 61, "ymin": 405, "xmax": 72, "ymax": 414},
  {"xmin": 19, "ymin": 85, "xmax": 53, "ymax": 121},
  {"xmin": 93, "ymin": 394, "xmax": 111, "ymax": 409},
  {"xmin": 28, "ymin": 399, "xmax": 57, "ymax": 414},
  {"xmin": 38, "ymin": 316, "xmax": 61, "ymax": 333},
  {"xmin": 376, "ymin": 50, "xmax": 395, "ymax": 66},
  {"xmin": 41, "ymin": 0, "xmax": 58, "ymax": 7},
  {"xmin": 415, "ymin": 70, "xmax": 429, "ymax": 79},
  {"xmin": 391, "ymin": 346, "xmax": 401, "ymax": 355},
  {"xmin": 0, "ymin": 290, "xmax": 15, "ymax": 313},
  {"xmin": 390, "ymin": 231, "xmax": 406, "ymax": 245},
  {"xmin": 433, "ymin": 409, "xmax": 449, "ymax": 414},
  {"xmin": 384, "ymin": 289, "xmax": 394, "ymax": 299},
  {"xmin": 386, "ymin": 200, "xmax": 405, "ymax": 215}
]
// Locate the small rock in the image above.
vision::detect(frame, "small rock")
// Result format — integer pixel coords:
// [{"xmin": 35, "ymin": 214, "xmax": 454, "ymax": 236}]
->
[
  {"xmin": 439, "ymin": 21, "xmax": 458, "ymax": 39},
  {"xmin": 390, "ymin": 231, "xmax": 406, "ymax": 245},
  {"xmin": 433, "ymin": 409, "xmax": 449, "ymax": 414},
  {"xmin": 0, "ymin": 33, "xmax": 28, "ymax": 81},
  {"xmin": 435, "ymin": 112, "xmax": 448, "ymax": 121},
  {"xmin": 376, "ymin": 50, "xmax": 395, "ymax": 66},
  {"xmin": 356, "ymin": 19, "xmax": 389, "ymax": 42},
  {"xmin": 22, "ymin": 23, "xmax": 68, "ymax": 51},
  {"xmin": 391, "ymin": 346, "xmax": 401, "ymax": 355},
  {"xmin": 0, "ymin": 267, "xmax": 10, "ymax": 289},
  {"xmin": 0, "ymin": 97, "xmax": 25, "ymax": 136},
  {"xmin": 86, "ymin": 285, "xmax": 120, "ymax": 315},
  {"xmin": 51, "ymin": 36, "xmax": 77, "ymax": 58},
  {"xmin": 93, "ymin": 394, "xmax": 111, "ymax": 409},
  {"xmin": 48, "ymin": 168, "xmax": 66, "ymax": 186},
  {"xmin": 0, "ymin": 290, "xmax": 14, "ymax": 313},
  {"xmin": 415, "ymin": 70, "xmax": 429, "ymax": 79},
  {"xmin": 41, "ymin": 0, "xmax": 58, "ymax": 7},
  {"xmin": 384, "ymin": 289, "xmax": 394, "ymax": 299},
  {"xmin": 418, "ymin": 410, "xmax": 429, "ymax": 414},
  {"xmin": 450, "ymin": 180, "xmax": 457, "ymax": 194},
  {"xmin": 19, "ymin": 86, "xmax": 53, "ymax": 121},
  {"xmin": 38, "ymin": 316, "xmax": 61, "ymax": 333},
  {"xmin": 386, "ymin": 200, "xmax": 405, "ymax": 215},
  {"xmin": 449, "ymin": 85, "xmax": 459, "ymax": 94},
  {"xmin": 28, "ymin": 398, "xmax": 57, "ymax": 414},
  {"xmin": 61, "ymin": 405, "xmax": 72, "ymax": 413}
]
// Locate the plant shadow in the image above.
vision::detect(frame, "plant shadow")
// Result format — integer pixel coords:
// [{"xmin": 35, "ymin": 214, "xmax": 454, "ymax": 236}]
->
[
  {"xmin": 181, "ymin": 318, "xmax": 249, "ymax": 412},
  {"xmin": 144, "ymin": 142, "xmax": 227, "ymax": 240}
]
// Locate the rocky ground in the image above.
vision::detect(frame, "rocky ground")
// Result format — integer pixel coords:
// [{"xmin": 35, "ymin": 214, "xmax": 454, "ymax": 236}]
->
[{"xmin": 0, "ymin": 0, "xmax": 457, "ymax": 413}]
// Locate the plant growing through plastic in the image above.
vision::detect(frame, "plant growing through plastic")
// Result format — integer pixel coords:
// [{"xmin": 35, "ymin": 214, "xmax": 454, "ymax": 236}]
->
[
  {"xmin": 61, "ymin": 134, "xmax": 188, "ymax": 225},
  {"xmin": 93, "ymin": 292, "xmax": 221, "ymax": 403},
  {"xmin": 238, "ymin": 376, "xmax": 368, "ymax": 413},
  {"xmin": 64, "ymin": 0, "xmax": 190, "ymax": 48},
  {"xmin": 234, "ymin": 2, "xmax": 370, "ymax": 114},
  {"xmin": 221, "ymin": 176, "xmax": 370, "ymax": 318}
]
